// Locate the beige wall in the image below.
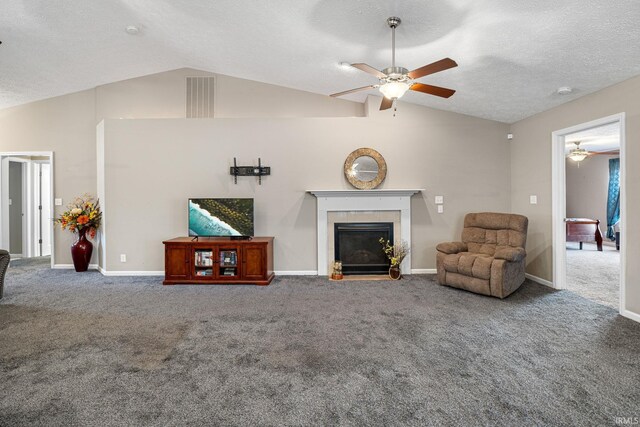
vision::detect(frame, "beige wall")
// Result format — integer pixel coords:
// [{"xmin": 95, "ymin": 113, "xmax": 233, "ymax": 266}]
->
[
  {"xmin": 0, "ymin": 67, "xmax": 506, "ymax": 271},
  {"xmin": 0, "ymin": 68, "xmax": 363, "ymax": 264},
  {"xmin": 95, "ymin": 68, "xmax": 364, "ymax": 121},
  {"xmin": 510, "ymin": 74, "xmax": 640, "ymax": 314},
  {"xmin": 0, "ymin": 89, "xmax": 97, "ymax": 263},
  {"xmin": 566, "ymin": 156, "xmax": 617, "ymax": 236},
  {"xmin": 100, "ymin": 110, "xmax": 510, "ymax": 272}
]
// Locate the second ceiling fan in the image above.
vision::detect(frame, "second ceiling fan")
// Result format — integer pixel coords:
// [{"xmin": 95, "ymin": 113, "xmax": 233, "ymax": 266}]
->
[{"xmin": 331, "ymin": 16, "xmax": 458, "ymax": 111}]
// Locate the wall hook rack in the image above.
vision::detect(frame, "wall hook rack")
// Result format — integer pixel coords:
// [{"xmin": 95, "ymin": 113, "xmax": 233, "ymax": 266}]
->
[{"xmin": 230, "ymin": 158, "xmax": 271, "ymax": 185}]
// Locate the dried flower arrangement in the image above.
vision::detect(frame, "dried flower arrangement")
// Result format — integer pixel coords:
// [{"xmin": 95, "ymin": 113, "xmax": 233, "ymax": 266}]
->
[{"xmin": 379, "ymin": 238, "xmax": 410, "ymax": 267}]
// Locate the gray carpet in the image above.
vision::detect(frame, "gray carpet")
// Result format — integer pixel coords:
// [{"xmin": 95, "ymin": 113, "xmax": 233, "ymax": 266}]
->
[
  {"xmin": 1, "ymin": 257, "xmax": 639, "ymax": 426},
  {"xmin": 566, "ymin": 242, "xmax": 620, "ymax": 309}
]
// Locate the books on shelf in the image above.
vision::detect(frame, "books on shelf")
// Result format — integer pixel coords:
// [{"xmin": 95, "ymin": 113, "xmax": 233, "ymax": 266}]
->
[
  {"xmin": 195, "ymin": 251, "xmax": 213, "ymax": 267},
  {"xmin": 222, "ymin": 267, "xmax": 237, "ymax": 276},
  {"xmin": 220, "ymin": 251, "xmax": 237, "ymax": 266},
  {"xmin": 195, "ymin": 269, "xmax": 213, "ymax": 276}
]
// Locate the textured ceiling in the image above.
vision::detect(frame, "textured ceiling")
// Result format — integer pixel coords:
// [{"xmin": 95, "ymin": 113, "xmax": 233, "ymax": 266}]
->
[
  {"xmin": 565, "ymin": 122, "xmax": 620, "ymax": 153},
  {"xmin": 1, "ymin": 1, "xmax": 640, "ymax": 123}
]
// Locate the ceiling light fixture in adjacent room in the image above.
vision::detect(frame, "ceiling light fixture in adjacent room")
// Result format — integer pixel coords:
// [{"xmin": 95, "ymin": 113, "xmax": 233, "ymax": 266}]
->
[
  {"xmin": 125, "ymin": 25, "xmax": 140, "ymax": 35},
  {"xmin": 568, "ymin": 141, "xmax": 589, "ymax": 162}
]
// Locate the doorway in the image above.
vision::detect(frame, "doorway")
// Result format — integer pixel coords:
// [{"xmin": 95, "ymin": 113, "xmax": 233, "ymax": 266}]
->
[
  {"xmin": 552, "ymin": 113, "xmax": 626, "ymax": 314},
  {"xmin": 5, "ymin": 159, "xmax": 26, "ymax": 257},
  {"xmin": 564, "ymin": 124, "xmax": 621, "ymax": 308},
  {"xmin": 0, "ymin": 152, "xmax": 54, "ymax": 266}
]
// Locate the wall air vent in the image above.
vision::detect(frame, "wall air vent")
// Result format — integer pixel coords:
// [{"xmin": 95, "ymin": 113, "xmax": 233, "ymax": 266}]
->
[{"xmin": 186, "ymin": 77, "xmax": 215, "ymax": 118}]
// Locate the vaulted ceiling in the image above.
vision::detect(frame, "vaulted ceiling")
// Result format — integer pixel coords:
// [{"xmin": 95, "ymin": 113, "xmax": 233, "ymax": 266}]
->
[{"xmin": 2, "ymin": 1, "xmax": 640, "ymax": 123}]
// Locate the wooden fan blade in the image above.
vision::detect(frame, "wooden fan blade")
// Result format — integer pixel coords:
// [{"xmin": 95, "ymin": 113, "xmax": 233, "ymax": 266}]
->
[
  {"xmin": 407, "ymin": 58, "xmax": 458, "ymax": 79},
  {"xmin": 330, "ymin": 85, "xmax": 377, "ymax": 97},
  {"xmin": 589, "ymin": 150, "xmax": 620, "ymax": 155},
  {"xmin": 410, "ymin": 82, "xmax": 456, "ymax": 98},
  {"xmin": 380, "ymin": 97, "xmax": 393, "ymax": 111},
  {"xmin": 351, "ymin": 63, "xmax": 387, "ymax": 79}
]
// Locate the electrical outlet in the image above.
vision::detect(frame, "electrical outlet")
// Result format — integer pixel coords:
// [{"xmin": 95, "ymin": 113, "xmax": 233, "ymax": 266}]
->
[
  {"xmin": 437, "ymin": 205, "xmax": 444, "ymax": 214},
  {"xmin": 55, "ymin": 198, "xmax": 63, "ymax": 206},
  {"xmin": 530, "ymin": 195, "xmax": 538, "ymax": 205},
  {"xmin": 435, "ymin": 195, "xmax": 444, "ymax": 204},
  {"xmin": 120, "ymin": 254, "xmax": 127, "ymax": 262}
]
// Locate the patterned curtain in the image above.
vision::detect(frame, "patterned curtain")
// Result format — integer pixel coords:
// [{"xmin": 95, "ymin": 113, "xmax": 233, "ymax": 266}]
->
[{"xmin": 606, "ymin": 158, "xmax": 620, "ymax": 240}]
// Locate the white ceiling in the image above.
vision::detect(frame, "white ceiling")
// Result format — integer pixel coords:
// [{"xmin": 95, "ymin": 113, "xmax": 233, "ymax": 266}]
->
[{"xmin": 2, "ymin": 1, "xmax": 640, "ymax": 123}]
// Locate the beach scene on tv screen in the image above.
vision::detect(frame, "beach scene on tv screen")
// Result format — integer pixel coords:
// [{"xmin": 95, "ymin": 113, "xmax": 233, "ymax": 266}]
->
[{"xmin": 189, "ymin": 199, "xmax": 253, "ymax": 237}]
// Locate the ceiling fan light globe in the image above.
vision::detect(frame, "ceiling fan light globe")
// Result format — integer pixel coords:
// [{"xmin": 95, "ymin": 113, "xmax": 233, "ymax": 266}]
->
[
  {"xmin": 379, "ymin": 81, "xmax": 410, "ymax": 99},
  {"xmin": 568, "ymin": 151, "xmax": 588, "ymax": 162},
  {"xmin": 569, "ymin": 153, "xmax": 588, "ymax": 162}
]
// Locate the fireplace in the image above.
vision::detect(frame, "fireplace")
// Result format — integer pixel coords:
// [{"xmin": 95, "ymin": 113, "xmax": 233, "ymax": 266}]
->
[
  {"xmin": 308, "ymin": 189, "xmax": 421, "ymax": 276},
  {"xmin": 334, "ymin": 222, "xmax": 393, "ymax": 275}
]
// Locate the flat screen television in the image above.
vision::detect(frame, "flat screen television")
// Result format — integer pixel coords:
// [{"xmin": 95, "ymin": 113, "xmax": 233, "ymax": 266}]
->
[{"xmin": 188, "ymin": 198, "xmax": 254, "ymax": 238}]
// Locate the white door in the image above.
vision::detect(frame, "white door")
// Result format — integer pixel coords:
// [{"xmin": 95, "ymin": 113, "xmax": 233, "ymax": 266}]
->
[
  {"xmin": 8, "ymin": 160, "xmax": 25, "ymax": 256},
  {"xmin": 39, "ymin": 163, "xmax": 52, "ymax": 256}
]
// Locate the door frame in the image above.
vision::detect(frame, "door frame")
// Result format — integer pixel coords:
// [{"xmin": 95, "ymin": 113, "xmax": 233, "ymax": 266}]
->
[
  {"xmin": 551, "ymin": 113, "xmax": 626, "ymax": 314},
  {"xmin": 0, "ymin": 151, "xmax": 55, "ymax": 267},
  {"xmin": 32, "ymin": 160, "xmax": 52, "ymax": 256}
]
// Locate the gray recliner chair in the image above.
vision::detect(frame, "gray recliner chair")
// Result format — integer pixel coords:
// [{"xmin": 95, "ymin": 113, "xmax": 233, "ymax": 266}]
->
[
  {"xmin": 0, "ymin": 249, "xmax": 10, "ymax": 299},
  {"xmin": 436, "ymin": 212, "xmax": 528, "ymax": 298}
]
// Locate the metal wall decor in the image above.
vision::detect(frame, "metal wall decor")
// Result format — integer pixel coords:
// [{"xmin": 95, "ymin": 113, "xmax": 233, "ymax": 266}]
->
[
  {"xmin": 343, "ymin": 148, "xmax": 387, "ymax": 189},
  {"xmin": 230, "ymin": 158, "xmax": 271, "ymax": 185}
]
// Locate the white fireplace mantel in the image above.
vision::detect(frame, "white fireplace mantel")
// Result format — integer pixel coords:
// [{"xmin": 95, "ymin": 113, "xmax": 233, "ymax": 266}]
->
[{"xmin": 308, "ymin": 189, "xmax": 423, "ymax": 275}]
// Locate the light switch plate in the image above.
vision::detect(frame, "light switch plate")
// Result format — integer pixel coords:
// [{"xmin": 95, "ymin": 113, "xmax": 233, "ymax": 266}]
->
[
  {"xmin": 530, "ymin": 195, "xmax": 538, "ymax": 204},
  {"xmin": 437, "ymin": 205, "xmax": 444, "ymax": 214},
  {"xmin": 55, "ymin": 198, "xmax": 63, "ymax": 206},
  {"xmin": 8, "ymin": 199, "xmax": 12, "ymax": 206},
  {"xmin": 435, "ymin": 195, "xmax": 444, "ymax": 204}
]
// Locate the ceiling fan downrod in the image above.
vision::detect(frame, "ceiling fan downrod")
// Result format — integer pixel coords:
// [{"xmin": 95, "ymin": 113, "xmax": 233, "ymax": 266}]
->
[{"xmin": 388, "ymin": 17, "xmax": 400, "ymax": 68}]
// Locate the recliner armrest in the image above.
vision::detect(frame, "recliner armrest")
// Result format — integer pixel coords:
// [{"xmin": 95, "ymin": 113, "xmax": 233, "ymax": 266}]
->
[
  {"xmin": 436, "ymin": 241, "xmax": 467, "ymax": 254},
  {"xmin": 494, "ymin": 247, "xmax": 526, "ymax": 262}
]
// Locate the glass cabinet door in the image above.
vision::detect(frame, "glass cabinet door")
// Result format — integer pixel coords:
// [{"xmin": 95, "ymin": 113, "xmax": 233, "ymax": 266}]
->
[
  {"xmin": 193, "ymin": 248, "xmax": 215, "ymax": 278},
  {"xmin": 217, "ymin": 247, "xmax": 239, "ymax": 278}
]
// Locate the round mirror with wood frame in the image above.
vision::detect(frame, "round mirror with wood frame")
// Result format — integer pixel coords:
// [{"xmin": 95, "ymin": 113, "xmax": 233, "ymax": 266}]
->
[{"xmin": 344, "ymin": 148, "xmax": 387, "ymax": 189}]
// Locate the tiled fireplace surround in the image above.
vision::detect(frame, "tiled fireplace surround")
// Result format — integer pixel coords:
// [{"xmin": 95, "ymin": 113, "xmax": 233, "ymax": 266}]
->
[{"xmin": 309, "ymin": 190, "xmax": 422, "ymax": 275}]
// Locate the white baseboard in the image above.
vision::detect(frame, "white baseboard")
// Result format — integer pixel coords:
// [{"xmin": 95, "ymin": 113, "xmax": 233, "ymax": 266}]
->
[
  {"xmin": 97, "ymin": 265, "xmax": 164, "ymax": 276},
  {"xmin": 274, "ymin": 270, "xmax": 318, "ymax": 276},
  {"xmin": 53, "ymin": 263, "xmax": 99, "ymax": 270},
  {"xmin": 411, "ymin": 268, "xmax": 436, "ymax": 274},
  {"xmin": 525, "ymin": 273, "xmax": 555, "ymax": 288},
  {"xmin": 621, "ymin": 309, "xmax": 640, "ymax": 323},
  {"xmin": 53, "ymin": 264, "xmax": 163, "ymax": 276}
]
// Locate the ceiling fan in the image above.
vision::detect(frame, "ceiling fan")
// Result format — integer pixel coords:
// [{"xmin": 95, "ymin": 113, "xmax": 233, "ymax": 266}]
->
[
  {"xmin": 330, "ymin": 16, "xmax": 458, "ymax": 111},
  {"xmin": 567, "ymin": 141, "xmax": 619, "ymax": 163}
]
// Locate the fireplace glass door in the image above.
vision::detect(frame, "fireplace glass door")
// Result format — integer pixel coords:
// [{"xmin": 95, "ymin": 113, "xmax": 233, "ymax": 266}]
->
[{"xmin": 334, "ymin": 222, "xmax": 393, "ymax": 274}]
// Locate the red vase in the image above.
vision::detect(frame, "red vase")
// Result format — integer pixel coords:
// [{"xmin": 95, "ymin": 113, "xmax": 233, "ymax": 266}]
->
[{"xmin": 71, "ymin": 227, "xmax": 93, "ymax": 272}]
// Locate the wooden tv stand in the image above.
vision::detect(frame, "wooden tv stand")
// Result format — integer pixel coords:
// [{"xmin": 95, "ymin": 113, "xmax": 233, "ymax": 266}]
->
[{"xmin": 163, "ymin": 237, "xmax": 274, "ymax": 285}]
